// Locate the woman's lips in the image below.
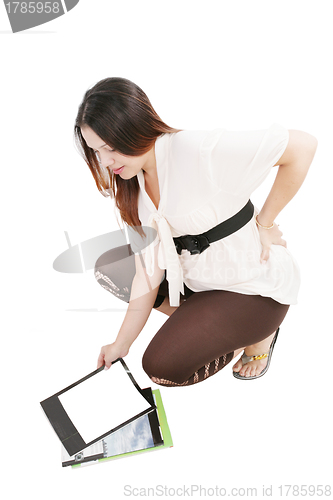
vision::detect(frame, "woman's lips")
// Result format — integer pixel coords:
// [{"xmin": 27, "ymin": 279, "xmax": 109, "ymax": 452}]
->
[{"xmin": 113, "ymin": 166, "xmax": 125, "ymax": 174}]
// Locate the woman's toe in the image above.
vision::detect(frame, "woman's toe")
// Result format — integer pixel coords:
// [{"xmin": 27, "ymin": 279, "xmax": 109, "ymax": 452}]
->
[
  {"xmin": 251, "ymin": 363, "xmax": 258, "ymax": 375},
  {"xmin": 232, "ymin": 359, "xmax": 242, "ymax": 372},
  {"xmin": 239, "ymin": 364, "xmax": 248, "ymax": 376},
  {"xmin": 255, "ymin": 365, "xmax": 262, "ymax": 376}
]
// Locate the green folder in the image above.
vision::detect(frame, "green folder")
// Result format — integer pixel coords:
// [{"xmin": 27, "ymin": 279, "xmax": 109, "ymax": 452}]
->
[{"xmin": 62, "ymin": 389, "xmax": 172, "ymax": 468}]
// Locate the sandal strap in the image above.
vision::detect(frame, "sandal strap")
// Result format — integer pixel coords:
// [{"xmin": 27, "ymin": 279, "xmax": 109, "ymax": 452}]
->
[{"xmin": 241, "ymin": 352, "xmax": 269, "ymax": 364}]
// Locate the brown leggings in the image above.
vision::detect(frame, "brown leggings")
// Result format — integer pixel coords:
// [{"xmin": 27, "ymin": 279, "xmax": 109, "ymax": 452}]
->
[{"xmin": 95, "ymin": 245, "xmax": 290, "ymax": 387}]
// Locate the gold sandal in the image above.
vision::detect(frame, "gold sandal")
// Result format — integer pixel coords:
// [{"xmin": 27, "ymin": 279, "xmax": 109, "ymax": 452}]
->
[{"xmin": 233, "ymin": 327, "xmax": 280, "ymax": 380}]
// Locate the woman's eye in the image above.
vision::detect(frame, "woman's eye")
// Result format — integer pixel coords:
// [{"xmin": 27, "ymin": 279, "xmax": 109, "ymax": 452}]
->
[{"xmin": 94, "ymin": 148, "xmax": 114, "ymax": 153}]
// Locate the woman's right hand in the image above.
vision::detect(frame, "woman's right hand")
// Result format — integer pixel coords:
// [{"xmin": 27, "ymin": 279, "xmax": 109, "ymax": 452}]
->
[{"xmin": 97, "ymin": 341, "xmax": 129, "ymax": 370}]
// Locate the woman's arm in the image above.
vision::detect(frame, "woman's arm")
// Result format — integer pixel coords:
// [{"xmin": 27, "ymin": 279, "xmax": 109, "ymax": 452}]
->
[
  {"xmin": 256, "ymin": 130, "xmax": 318, "ymax": 263},
  {"xmin": 97, "ymin": 246, "xmax": 165, "ymax": 369}
]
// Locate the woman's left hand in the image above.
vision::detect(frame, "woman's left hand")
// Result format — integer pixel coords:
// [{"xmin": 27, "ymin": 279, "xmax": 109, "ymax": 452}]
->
[{"xmin": 257, "ymin": 222, "xmax": 287, "ymax": 264}]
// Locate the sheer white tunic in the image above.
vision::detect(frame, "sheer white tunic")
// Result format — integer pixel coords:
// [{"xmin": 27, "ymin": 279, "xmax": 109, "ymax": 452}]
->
[{"xmin": 130, "ymin": 124, "xmax": 300, "ymax": 307}]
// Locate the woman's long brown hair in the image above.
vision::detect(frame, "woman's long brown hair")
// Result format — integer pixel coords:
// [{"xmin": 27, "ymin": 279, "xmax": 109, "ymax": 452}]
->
[{"xmin": 75, "ymin": 77, "xmax": 179, "ymax": 233}]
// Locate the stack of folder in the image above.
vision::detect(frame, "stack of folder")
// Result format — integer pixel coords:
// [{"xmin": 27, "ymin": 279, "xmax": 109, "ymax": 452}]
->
[{"xmin": 40, "ymin": 358, "xmax": 173, "ymax": 468}]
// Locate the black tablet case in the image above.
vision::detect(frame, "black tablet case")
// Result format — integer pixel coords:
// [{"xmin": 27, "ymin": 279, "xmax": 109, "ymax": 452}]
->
[{"xmin": 40, "ymin": 358, "xmax": 156, "ymax": 456}]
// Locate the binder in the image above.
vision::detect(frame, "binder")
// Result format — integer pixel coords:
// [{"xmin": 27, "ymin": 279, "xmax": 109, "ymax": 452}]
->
[{"xmin": 40, "ymin": 358, "xmax": 157, "ymax": 457}]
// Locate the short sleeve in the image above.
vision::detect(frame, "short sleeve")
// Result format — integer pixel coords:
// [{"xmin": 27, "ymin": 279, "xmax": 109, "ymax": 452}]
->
[{"xmin": 205, "ymin": 123, "xmax": 289, "ymax": 198}]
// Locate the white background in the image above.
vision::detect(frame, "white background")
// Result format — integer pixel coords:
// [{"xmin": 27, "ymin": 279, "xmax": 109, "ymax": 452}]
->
[{"xmin": 1, "ymin": 1, "xmax": 332, "ymax": 498}]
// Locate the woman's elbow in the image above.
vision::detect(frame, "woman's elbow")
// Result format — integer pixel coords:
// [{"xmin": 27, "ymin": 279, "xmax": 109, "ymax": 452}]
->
[
  {"xmin": 278, "ymin": 130, "xmax": 318, "ymax": 167},
  {"xmin": 306, "ymin": 132, "xmax": 318, "ymax": 155}
]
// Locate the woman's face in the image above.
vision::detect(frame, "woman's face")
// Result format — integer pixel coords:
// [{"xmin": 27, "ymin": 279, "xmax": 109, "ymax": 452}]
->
[{"xmin": 80, "ymin": 126, "xmax": 155, "ymax": 179}]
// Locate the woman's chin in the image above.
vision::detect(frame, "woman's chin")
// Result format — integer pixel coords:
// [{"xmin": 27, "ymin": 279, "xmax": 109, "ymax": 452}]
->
[{"xmin": 120, "ymin": 171, "xmax": 136, "ymax": 180}]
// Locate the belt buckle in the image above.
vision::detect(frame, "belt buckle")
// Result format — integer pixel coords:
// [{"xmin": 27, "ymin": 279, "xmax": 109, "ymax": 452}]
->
[{"xmin": 184, "ymin": 235, "xmax": 210, "ymax": 255}]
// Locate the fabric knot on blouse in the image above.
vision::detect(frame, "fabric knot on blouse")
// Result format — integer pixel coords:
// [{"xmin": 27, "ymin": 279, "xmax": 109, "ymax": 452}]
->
[{"xmin": 145, "ymin": 212, "xmax": 184, "ymax": 306}]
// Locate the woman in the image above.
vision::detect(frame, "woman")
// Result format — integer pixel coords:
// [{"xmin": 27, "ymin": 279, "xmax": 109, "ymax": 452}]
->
[{"xmin": 74, "ymin": 77, "xmax": 317, "ymax": 385}]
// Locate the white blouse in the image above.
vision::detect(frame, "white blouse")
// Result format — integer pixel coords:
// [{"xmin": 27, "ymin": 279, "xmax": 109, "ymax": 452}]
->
[{"xmin": 129, "ymin": 124, "xmax": 300, "ymax": 307}]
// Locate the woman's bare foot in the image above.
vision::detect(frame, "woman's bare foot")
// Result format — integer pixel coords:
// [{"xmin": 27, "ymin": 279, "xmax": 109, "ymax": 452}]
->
[{"xmin": 232, "ymin": 330, "xmax": 277, "ymax": 378}]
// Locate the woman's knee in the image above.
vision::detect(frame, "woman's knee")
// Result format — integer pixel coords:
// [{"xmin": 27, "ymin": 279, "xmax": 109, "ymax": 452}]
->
[
  {"xmin": 142, "ymin": 344, "xmax": 189, "ymax": 386},
  {"xmin": 142, "ymin": 347, "xmax": 159, "ymax": 381}
]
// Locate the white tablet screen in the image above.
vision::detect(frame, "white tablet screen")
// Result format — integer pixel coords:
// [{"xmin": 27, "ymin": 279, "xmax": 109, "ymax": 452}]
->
[{"xmin": 59, "ymin": 362, "xmax": 152, "ymax": 443}]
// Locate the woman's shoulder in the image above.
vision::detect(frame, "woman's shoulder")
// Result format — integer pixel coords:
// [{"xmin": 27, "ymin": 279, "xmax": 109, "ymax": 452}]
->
[
  {"xmin": 171, "ymin": 128, "xmax": 216, "ymax": 142},
  {"xmin": 169, "ymin": 129, "xmax": 224, "ymax": 153}
]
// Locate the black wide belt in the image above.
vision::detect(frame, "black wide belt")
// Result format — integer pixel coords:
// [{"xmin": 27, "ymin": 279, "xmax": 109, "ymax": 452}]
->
[{"xmin": 173, "ymin": 199, "xmax": 254, "ymax": 255}]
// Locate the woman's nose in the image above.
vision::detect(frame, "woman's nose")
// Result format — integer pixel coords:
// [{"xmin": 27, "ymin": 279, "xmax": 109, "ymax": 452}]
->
[{"xmin": 100, "ymin": 151, "xmax": 115, "ymax": 168}]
